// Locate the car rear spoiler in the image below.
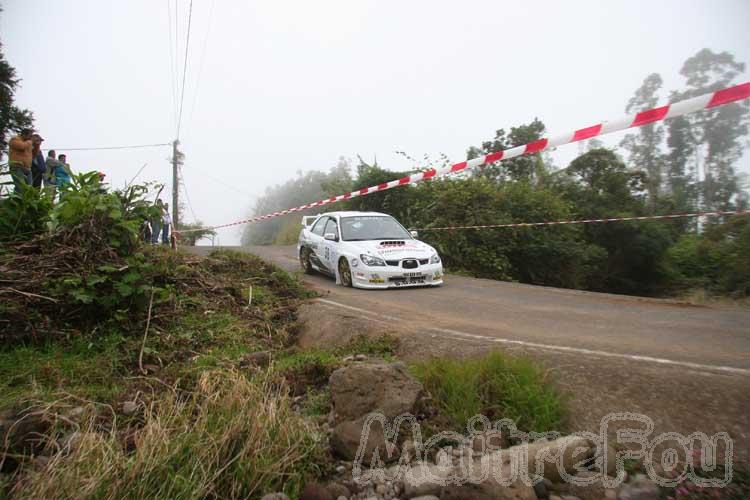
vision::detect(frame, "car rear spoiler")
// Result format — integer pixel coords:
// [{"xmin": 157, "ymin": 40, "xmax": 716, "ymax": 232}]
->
[{"xmin": 301, "ymin": 215, "xmax": 320, "ymax": 228}]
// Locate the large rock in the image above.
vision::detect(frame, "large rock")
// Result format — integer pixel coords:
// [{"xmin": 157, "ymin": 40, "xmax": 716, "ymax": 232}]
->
[
  {"xmin": 402, "ymin": 462, "xmax": 453, "ymax": 497},
  {"xmin": 507, "ymin": 436, "xmax": 595, "ymax": 483},
  {"xmin": 329, "ymin": 416, "xmax": 398, "ymax": 462},
  {"xmin": 329, "ymin": 361, "xmax": 424, "ymax": 424},
  {"xmin": 450, "ymin": 451, "xmax": 538, "ymax": 500}
]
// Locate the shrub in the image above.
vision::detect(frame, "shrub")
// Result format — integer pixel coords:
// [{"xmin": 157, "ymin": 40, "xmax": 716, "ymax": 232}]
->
[
  {"xmin": 412, "ymin": 351, "xmax": 565, "ymax": 433},
  {"xmin": 409, "ymin": 178, "xmax": 598, "ymax": 288},
  {"xmin": 0, "ymin": 175, "xmax": 171, "ymax": 341},
  {"xmin": 663, "ymin": 217, "xmax": 750, "ymax": 297},
  {"xmin": 0, "ymin": 182, "xmax": 53, "ymax": 243}
]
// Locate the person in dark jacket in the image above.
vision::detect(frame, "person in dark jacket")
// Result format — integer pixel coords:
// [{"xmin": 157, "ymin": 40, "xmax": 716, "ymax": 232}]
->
[{"xmin": 30, "ymin": 134, "xmax": 46, "ymax": 188}]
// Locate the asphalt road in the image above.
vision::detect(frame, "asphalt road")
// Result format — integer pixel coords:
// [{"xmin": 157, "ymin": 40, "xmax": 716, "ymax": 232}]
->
[{"xmin": 193, "ymin": 245, "xmax": 750, "ymax": 375}]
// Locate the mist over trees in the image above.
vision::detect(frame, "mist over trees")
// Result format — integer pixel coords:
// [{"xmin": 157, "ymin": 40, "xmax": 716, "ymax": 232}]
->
[
  {"xmin": 242, "ymin": 48, "xmax": 750, "ymax": 298},
  {"xmin": 241, "ymin": 158, "xmax": 353, "ymax": 246}
]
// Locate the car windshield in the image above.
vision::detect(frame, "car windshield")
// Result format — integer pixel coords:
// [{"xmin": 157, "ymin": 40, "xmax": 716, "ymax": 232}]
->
[{"xmin": 340, "ymin": 216, "xmax": 412, "ymax": 241}]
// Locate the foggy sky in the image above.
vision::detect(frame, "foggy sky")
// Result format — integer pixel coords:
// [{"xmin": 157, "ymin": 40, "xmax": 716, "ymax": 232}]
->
[{"xmin": 3, "ymin": 0, "xmax": 749, "ymax": 244}]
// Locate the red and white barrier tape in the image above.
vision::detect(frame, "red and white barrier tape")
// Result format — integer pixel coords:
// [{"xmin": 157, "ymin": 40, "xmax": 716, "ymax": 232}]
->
[
  {"xmin": 410, "ymin": 210, "xmax": 750, "ymax": 231},
  {"xmin": 176, "ymin": 82, "xmax": 750, "ymax": 234}
]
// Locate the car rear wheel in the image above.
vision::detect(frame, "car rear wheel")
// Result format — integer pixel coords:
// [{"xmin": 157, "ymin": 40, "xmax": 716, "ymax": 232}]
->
[
  {"xmin": 300, "ymin": 247, "xmax": 314, "ymax": 274},
  {"xmin": 338, "ymin": 258, "xmax": 353, "ymax": 287}
]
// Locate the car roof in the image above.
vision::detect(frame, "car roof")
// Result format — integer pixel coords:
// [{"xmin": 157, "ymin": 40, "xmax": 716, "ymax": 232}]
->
[{"xmin": 317, "ymin": 211, "xmax": 391, "ymax": 218}]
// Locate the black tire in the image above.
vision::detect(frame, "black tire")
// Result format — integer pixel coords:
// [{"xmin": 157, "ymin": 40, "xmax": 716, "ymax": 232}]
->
[
  {"xmin": 338, "ymin": 257, "xmax": 353, "ymax": 287},
  {"xmin": 300, "ymin": 247, "xmax": 314, "ymax": 274}
]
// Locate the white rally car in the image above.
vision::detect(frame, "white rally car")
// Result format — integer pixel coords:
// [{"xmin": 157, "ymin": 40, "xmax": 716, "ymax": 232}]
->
[{"xmin": 297, "ymin": 211, "xmax": 444, "ymax": 289}]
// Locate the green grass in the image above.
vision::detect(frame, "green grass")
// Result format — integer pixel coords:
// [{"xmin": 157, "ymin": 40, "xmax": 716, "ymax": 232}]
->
[
  {"xmin": 0, "ymin": 333, "xmax": 128, "ymax": 409},
  {"xmin": 411, "ymin": 351, "xmax": 565, "ymax": 433},
  {"xmin": 301, "ymin": 388, "xmax": 332, "ymax": 418}
]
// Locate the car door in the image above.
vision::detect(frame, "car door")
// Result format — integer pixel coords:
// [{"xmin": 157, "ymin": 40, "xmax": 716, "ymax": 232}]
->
[
  {"xmin": 322, "ymin": 216, "xmax": 340, "ymax": 271},
  {"xmin": 307, "ymin": 216, "xmax": 330, "ymax": 273}
]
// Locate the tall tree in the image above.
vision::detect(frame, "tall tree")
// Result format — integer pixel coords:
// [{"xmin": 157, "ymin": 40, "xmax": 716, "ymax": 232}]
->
[
  {"xmin": 468, "ymin": 119, "xmax": 547, "ymax": 184},
  {"xmin": 620, "ymin": 73, "xmax": 665, "ymax": 207},
  {"xmin": 667, "ymin": 49, "xmax": 749, "ymax": 211},
  {"xmin": 0, "ymin": 7, "xmax": 34, "ymax": 161},
  {"xmin": 561, "ymin": 149, "xmax": 674, "ymax": 294}
]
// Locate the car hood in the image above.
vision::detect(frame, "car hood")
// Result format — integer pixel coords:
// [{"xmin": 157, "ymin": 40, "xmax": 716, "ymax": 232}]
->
[{"xmin": 348, "ymin": 239, "xmax": 436, "ymax": 259}]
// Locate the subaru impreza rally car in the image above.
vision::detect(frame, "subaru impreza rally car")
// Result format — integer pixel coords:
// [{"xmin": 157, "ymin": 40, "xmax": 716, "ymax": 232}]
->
[{"xmin": 297, "ymin": 211, "xmax": 444, "ymax": 289}]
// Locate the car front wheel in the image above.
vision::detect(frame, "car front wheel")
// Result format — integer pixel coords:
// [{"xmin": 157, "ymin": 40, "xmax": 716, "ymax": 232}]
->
[
  {"xmin": 300, "ymin": 247, "xmax": 314, "ymax": 274},
  {"xmin": 338, "ymin": 258, "xmax": 353, "ymax": 287}
]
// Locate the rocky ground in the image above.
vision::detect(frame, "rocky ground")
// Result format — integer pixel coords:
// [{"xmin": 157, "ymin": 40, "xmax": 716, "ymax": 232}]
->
[{"xmin": 257, "ymin": 356, "xmax": 672, "ymax": 500}]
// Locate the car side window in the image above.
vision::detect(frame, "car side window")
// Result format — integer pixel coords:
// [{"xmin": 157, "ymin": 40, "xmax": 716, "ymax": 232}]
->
[
  {"xmin": 310, "ymin": 217, "xmax": 327, "ymax": 236},
  {"xmin": 324, "ymin": 218, "xmax": 339, "ymax": 239}
]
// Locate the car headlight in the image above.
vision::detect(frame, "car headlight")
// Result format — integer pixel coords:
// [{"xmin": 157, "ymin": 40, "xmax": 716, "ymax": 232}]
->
[
  {"xmin": 360, "ymin": 254, "xmax": 386, "ymax": 266},
  {"xmin": 430, "ymin": 253, "xmax": 441, "ymax": 264}
]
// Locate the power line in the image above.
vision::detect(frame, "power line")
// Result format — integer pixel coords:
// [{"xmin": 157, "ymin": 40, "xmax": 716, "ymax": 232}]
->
[
  {"xmin": 184, "ymin": 0, "xmax": 215, "ymax": 140},
  {"xmin": 51, "ymin": 143, "xmax": 171, "ymax": 151},
  {"xmin": 176, "ymin": 0, "xmax": 194, "ymax": 140},
  {"xmin": 166, "ymin": 0, "xmax": 178, "ymax": 130},
  {"xmin": 174, "ymin": 0, "xmax": 179, "ymax": 93}
]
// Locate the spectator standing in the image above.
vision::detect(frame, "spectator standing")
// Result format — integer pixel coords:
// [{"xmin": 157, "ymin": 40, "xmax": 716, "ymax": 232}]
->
[
  {"xmin": 161, "ymin": 203, "xmax": 171, "ymax": 245},
  {"xmin": 44, "ymin": 150, "xmax": 60, "ymax": 194},
  {"xmin": 53, "ymin": 153, "xmax": 72, "ymax": 194},
  {"xmin": 96, "ymin": 172, "xmax": 108, "ymax": 193},
  {"xmin": 30, "ymin": 134, "xmax": 46, "ymax": 188},
  {"xmin": 8, "ymin": 128, "xmax": 33, "ymax": 191},
  {"xmin": 141, "ymin": 219, "xmax": 152, "ymax": 243},
  {"xmin": 150, "ymin": 199, "xmax": 164, "ymax": 245}
]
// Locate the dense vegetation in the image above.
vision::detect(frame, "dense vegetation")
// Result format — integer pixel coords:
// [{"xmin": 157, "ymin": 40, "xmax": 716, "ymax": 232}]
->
[
  {"xmin": 243, "ymin": 49, "xmax": 750, "ymax": 298},
  {"xmin": 0, "ymin": 176, "xmax": 327, "ymax": 496}
]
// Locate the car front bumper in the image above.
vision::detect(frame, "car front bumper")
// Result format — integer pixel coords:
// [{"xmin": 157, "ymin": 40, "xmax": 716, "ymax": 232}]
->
[{"xmin": 351, "ymin": 263, "xmax": 444, "ymax": 289}]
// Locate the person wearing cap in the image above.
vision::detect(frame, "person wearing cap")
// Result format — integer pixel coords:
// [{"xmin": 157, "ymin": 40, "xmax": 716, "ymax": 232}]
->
[
  {"xmin": 8, "ymin": 128, "xmax": 33, "ymax": 191},
  {"xmin": 30, "ymin": 133, "xmax": 46, "ymax": 188}
]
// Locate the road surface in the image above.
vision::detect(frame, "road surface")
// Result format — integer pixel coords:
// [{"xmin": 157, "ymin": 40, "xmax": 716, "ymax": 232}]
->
[
  {"xmin": 188, "ymin": 245, "xmax": 750, "ymax": 453},
  {"xmin": 194, "ymin": 245, "xmax": 750, "ymax": 374}
]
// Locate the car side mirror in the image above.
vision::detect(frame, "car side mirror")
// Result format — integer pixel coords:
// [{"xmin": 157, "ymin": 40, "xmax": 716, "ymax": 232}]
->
[
  {"xmin": 410, "ymin": 230, "xmax": 419, "ymax": 239},
  {"xmin": 324, "ymin": 232, "xmax": 338, "ymax": 242}
]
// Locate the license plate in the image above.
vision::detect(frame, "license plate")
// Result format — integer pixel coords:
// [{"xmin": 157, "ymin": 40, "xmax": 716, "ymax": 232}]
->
[
  {"xmin": 394, "ymin": 278, "xmax": 425, "ymax": 286},
  {"xmin": 403, "ymin": 272, "xmax": 423, "ymax": 278}
]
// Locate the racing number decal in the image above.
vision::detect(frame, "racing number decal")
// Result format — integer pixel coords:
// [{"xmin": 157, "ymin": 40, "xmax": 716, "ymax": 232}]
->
[{"xmin": 324, "ymin": 246, "xmax": 330, "ymax": 261}]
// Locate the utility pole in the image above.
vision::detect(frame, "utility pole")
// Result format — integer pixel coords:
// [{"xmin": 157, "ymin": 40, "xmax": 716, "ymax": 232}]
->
[{"xmin": 171, "ymin": 139, "xmax": 182, "ymax": 230}]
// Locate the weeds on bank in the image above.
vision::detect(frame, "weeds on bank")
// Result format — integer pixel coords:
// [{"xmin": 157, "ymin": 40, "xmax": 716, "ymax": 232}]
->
[
  {"xmin": 11, "ymin": 370, "xmax": 322, "ymax": 500},
  {"xmin": 411, "ymin": 351, "xmax": 566, "ymax": 433},
  {"xmin": 276, "ymin": 334, "xmax": 399, "ymax": 385},
  {"xmin": 0, "ymin": 333, "xmax": 127, "ymax": 410}
]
